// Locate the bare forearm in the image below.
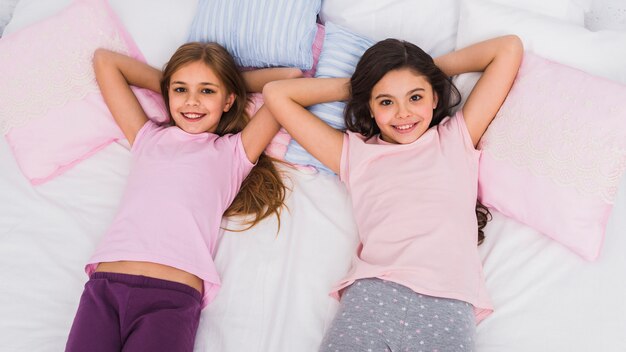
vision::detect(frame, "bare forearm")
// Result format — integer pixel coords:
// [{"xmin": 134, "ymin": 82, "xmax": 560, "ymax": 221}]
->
[
  {"xmin": 263, "ymin": 77, "xmax": 346, "ymax": 173},
  {"xmin": 434, "ymin": 35, "xmax": 523, "ymax": 77},
  {"xmin": 264, "ymin": 77, "xmax": 350, "ymax": 110},
  {"xmin": 242, "ymin": 67, "xmax": 303, "ymax": 92},
  {"xmin": 93, "ymin": 49, "xmax": 162, "ymax": 93}
]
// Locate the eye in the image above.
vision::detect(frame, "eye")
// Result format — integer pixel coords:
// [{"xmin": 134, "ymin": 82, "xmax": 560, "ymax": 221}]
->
[
  {"xmin": 410, "ymin": 94, "xmax": 421, "ymax": 102},
  {"xmin": 201, "ymin": 88, "xmax": 215, "ymax": 94},
  {"xmin": 173, "ymin": 87, "xmax": 186, "ymax": 93},
  {"xmin": 380, "ymin": 99, "xmax": 392, "ymax": 106}
]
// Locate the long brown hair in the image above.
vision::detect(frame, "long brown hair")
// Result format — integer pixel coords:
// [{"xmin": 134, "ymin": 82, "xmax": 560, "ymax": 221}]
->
[
  {"xmin": 346, "ymin": 38, "xmax": 491, "ymax": 244},
  {"xmin": 161, "ymin": 42, "xmax": 286, "ymax": 230}
]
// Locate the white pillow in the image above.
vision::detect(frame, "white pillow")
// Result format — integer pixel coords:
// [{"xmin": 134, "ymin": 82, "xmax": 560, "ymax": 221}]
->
[
  {"xmin": 319, "ymin": 0, "xmax": 460, "ymax": 57},
  {"xmin": 456, "ymin": 0, "xmax": 626, "ymax": 85},
  {"xmin": 2, "ymin": 0, "xmax": 70, "ymax": 35},
  {"xmin": 108, "ymin": 0, "xmax": 198, "ymax": 69},
  {"xmin": 0, "ymin": 0, "xmax": 19, "ymax": 36},
  {"xmin": 318, "ymin": 0, "xmax": 585, "ymax": 58},
  {"xmin": 3, "ymin": 0, "xmax": 198, "ymax": 69},
  {"xmin": 585, "ymin": 0, "xmax": 626, "ymax": 31},
  {"xmin": 489, "ymin": 0, "xmax": 585, "ymax": 24}
]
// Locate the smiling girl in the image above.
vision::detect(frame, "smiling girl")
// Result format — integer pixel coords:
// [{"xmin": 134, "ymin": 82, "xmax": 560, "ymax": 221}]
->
[
  {"xmin": 65, "ymin": 42, "xmax": 301, "ymax": 352},
  {"xmin": 264, "ymin": 36, "xmax": 523, "ymax": 351}
]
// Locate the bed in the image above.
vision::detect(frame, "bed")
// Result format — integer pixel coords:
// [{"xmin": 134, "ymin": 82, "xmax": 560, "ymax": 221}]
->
[{"xmin": 1, "ymin": 0, "xmax": 625, "ymax": 351}]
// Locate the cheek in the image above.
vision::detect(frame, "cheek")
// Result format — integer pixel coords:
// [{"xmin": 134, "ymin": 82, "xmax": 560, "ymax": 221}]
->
[
  {"xmin": 168, "ymin": 101, "xmax": 178, "ymax": 118},
  {"xmin": 168, "ymin": 94, "xmax": 183, "ymax": 109},
  {"xmin": 418, "ymin": 105, "xmax": 433, "ymax": 116},
  {"xmin": 373, "ymin": 108, "xmax": 393, "ymax": 124},
  {"xmin": 411, "ymin": 100, "xmax": 435, "ymax": 117},
  {"xmin": 204, "ymin": 96, "xmax": 227, "ymax": 111},
  {"xmin": 373, "ymin": 115, "xmax": 391, "ymax": 130}
]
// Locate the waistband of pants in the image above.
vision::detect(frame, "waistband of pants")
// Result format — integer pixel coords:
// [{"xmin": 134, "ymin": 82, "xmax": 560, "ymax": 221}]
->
[{"xmin": 89, "ymin": 271, "xmax": 202, "ymax": 302}]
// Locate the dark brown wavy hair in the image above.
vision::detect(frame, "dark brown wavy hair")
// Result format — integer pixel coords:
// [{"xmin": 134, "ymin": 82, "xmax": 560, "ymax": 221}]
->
[
  {"xmin": 161, "ymin": 42, "xmax": 286, "ymax": 230},
  {"xmin": 346, "ymin": 38, "xmax": 491, "ymax": 244}
]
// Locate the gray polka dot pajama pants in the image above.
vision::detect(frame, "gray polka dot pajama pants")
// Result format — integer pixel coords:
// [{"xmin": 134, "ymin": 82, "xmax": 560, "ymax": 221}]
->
[{"xmin": 320, "ymin": 278, "xmax": 475, "ymax": 352}]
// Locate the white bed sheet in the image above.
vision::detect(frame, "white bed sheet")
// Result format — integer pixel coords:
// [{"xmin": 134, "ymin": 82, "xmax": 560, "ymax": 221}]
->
[
  {"xmin": 0, "ymin": 136, "xmax": 360, "ymax": 352},
  {"xmin": 2, "ymin": 130, "xmax": 626, "ymax": 351},
  {"xmin": 476, "ymin": 193, "xmax": 626, "ymax": 351}
]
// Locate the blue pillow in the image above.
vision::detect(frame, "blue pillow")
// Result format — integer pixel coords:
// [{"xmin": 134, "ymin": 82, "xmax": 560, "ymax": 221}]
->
[
  {"xmin": 285, "ymin": 22, "xmax": 375, "ymax": 174},
  {"xmin": 187, "ymin": 0, "xmax": 320, "ymax": 69}
]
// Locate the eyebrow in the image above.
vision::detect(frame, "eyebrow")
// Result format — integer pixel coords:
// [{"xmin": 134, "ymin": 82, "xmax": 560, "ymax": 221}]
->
[
  {"xmin": 374, "ymin": 88, "xmax": 425, "ymax": 100},
  {"xmin": 171, "ymin": 81, "xmax": 219, "ymax": 87}
]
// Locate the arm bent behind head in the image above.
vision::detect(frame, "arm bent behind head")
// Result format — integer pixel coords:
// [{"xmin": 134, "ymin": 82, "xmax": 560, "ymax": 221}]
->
[
  {"xmin": 93, "ymin": 49, "xmax": 163, "ymax": 145},
  {"xmin": 434, "ymin": 35, "xmax": 523, "ymax": 147},
  {"xmin": 263, "ymin": 77, "xmax": 350, "ymax": 174},
  {"xmin": 240, "ymin": 67, "xmax": 304, "ymax": 163}
]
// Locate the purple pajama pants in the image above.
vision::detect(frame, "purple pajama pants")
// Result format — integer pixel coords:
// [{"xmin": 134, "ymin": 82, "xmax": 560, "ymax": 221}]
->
[{"xmin": 65, "ymin": 272, "xmax": 202, "ymax": 352}]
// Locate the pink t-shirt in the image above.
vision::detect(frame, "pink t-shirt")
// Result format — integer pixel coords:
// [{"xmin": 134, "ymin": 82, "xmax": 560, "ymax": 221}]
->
[
  {"xmin": 335, "ymin": 111, "xmax": 493, "ymax": 322},
  {"xmin": 86, "ymin": 121, "xmax": 254, "ymax": 308}
]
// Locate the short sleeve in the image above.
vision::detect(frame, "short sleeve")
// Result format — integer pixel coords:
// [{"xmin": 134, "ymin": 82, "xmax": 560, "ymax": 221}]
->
[
  {"xmin": 217, "ymin": 132, "xmax": 255, "ymax": 182},
  {"xmin": 234, "ymin": 132, "xmax": 256, "ymax": 169},
  {"xmin": 439, "ymin": 111, "xmax": 481, "ymax": 159},
  {"xmin": 130, "ymin": 120, "xmax": 160, "ymax": 154},
  {"xmin": 339, "ymin": 132, "xmax": 351, "ymax": 185}
]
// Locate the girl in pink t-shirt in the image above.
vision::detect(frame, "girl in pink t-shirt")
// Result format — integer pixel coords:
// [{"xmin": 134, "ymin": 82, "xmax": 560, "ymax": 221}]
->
[
  {"xmin": 264, "ymin": 36, "xmax": 523, "ymax": 351},
  {"xmin": 65, "ymin": 42, "xmax": 301, "ymax": 351}
]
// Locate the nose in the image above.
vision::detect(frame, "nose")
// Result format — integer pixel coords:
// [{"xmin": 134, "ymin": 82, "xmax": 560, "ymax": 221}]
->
[
  {"xmin": 185, "ymin": 92, "xmax": 200, "ymax": 106},
  {"xmin": 397, "ymin": 103, "xmax": 411, "ymax": 119}
]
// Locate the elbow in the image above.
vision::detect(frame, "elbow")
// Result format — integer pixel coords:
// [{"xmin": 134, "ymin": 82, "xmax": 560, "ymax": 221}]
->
[
  {"xmin": 496, "ymin": 35, "xmax": 524, "ymax": 69},
  {"xmin": 263, "ymin": 70, "xmax": 302, "ymax": 100},
  {"xmin": 93, "ymin": 48, "xmax": 107, "ymax": 64},
  {"xmin": 262, "ymin": 81, "xmax": 279, "ymax": 109},
  {"xmin": 93, "ymin": 48, "xmax": 113, "ymax": 70},
  {"xmin": 503, "ymin": 35, "xmax": 524, "ymax": 57},
  {"xmin": 285, "ymin": 68, "xmax": 304, "ymax": 79},
  {"xmin": 262, "ymin": 80, "xmax": 293, "ymax": 120}
]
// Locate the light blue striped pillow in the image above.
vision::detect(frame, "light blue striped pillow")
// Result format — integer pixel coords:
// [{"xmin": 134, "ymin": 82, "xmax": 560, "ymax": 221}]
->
[
  {"xmin": 187, "ymin": 0, "xmax": 320, "ymax": 69},
  {"xmin": 285, "ymin": 22, "xmax": 375, "ymax": 174}
]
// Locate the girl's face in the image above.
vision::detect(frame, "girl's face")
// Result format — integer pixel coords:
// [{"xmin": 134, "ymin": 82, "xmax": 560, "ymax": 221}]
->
[
  {"xmin": 369, "ymin": 68, "xmax": 438, "ymax": 144},
  {"xmin": 168, "ymin": 60, "xmax": 235, "ymax": 134}
]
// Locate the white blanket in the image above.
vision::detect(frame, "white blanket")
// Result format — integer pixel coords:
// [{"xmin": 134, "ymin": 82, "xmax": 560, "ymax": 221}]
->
[{"xmin": 2, "ymin": 136, "xmax": 626, "ymax": 351}]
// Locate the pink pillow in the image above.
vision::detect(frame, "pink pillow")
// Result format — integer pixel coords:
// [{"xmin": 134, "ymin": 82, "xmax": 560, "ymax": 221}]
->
[
  {"xmin": 478, "ymin": 53, "xmax": 626, "ymax": 261},
  {"xmin": 303, "ymin": 23, "xmax": 325, "ymax": 78},
  {"xmin": 0, "ymin": 0, "xmax": 167, "ymax": 185}
]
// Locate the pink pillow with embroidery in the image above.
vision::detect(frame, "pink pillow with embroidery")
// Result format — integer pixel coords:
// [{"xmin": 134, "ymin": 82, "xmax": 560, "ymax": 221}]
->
[
  {"xmin": 0, "ymin": 0, "xmax": 167, "ymax": 185},
  {"xmin": 478, "ymin": 53, "xmax": 626, "ymax": 260}
]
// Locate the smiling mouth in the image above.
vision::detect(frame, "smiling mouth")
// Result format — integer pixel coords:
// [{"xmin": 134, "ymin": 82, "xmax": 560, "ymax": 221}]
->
[
  {"xmin": 181, "ymin": 112, "xmax": 205, "ymax": 120},
  {"xmin": 392, "ymin": 122, "xmax": 417, "ymax": 132}
]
